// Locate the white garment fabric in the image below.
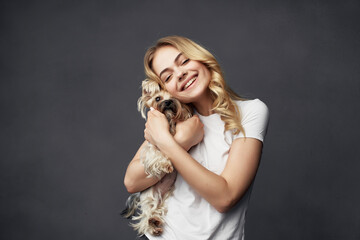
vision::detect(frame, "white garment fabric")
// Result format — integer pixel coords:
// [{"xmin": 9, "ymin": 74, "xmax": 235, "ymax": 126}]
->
[{"xmin": 146, "ymin": 99, "xmax": 269, "ymax": 240}]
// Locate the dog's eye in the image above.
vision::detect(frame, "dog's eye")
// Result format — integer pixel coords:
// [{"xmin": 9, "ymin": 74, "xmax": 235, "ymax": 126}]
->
[{"xmin": 155, "ymin": 96, "xmax": 161, "ymax": 102}]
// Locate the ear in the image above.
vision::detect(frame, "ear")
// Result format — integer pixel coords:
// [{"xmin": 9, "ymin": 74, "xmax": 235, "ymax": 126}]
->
[
  {"xmin": 181, "ymin": 103, "xmax": 193, "ymax": 120},
  {"xmin": 138, "ymin": 79, "xmax": 161, "ymax": 119},
  {"xmin": 142, "ymin": 79, "xmax": 161, "ymax": 95},
  {"xmin": 137, "ymin": 95, "xmax": 150, "ymax": 119}
]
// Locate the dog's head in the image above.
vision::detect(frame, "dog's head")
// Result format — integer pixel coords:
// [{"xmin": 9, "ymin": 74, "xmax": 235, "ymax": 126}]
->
[{"xmin": 137, "ymin": 79, "xmax": 193, "ymax": 123}]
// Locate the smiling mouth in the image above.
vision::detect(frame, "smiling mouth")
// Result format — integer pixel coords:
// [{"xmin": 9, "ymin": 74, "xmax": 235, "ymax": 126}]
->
[{"xmin": 183, "ymin": 76, "xmax": 197, "ymax": 90}]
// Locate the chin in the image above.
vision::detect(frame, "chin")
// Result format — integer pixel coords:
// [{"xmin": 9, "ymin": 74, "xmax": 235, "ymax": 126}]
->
[{"xmin": 183, "ymin": 86, "xmax": 209, "ymax": 102}]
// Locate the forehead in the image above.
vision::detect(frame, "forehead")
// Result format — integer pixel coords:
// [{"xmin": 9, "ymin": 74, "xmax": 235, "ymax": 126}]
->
[{"xmin": 152, "ymin": 46, "xmax": 181, "ymax": 76}]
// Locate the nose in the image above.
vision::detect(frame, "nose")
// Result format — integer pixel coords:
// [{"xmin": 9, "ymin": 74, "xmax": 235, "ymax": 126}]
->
[
  {"xmin": 174, "ymin": 67, "xmax": 187, "ymax": 81},
  {"xmin": 163, "ymin": 100, "xmax": 173, "ymax": 107}
]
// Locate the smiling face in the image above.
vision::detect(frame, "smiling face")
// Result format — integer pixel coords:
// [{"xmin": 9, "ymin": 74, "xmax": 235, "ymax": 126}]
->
[{"xmin": 151, "ymin": 46, "xmax": 212, "ymax": 104}]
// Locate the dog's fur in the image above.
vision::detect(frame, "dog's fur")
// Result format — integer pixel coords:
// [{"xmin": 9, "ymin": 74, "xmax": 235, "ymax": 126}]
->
[{"xmin": 122, "ymin": 79, "xmax": 192, "ymax": 236}]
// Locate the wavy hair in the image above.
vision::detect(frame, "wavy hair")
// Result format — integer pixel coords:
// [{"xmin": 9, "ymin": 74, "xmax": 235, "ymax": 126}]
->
[{"xmin": 144, "ymin": 36, "xmax": 245, "ymax": 135}]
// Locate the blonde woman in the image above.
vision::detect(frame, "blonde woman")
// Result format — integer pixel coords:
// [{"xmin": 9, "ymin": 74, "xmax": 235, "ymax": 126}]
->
[{"xmin": 124, "ymin": 36, "xmax": 269, "ymax": 240}]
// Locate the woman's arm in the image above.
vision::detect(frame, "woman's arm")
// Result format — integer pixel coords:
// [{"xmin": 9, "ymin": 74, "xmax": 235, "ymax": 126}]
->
[
  {"xmin": 124, "ymin": 115, "xmax": 204, "ymax": 193},
  {"xmin": 145, "ymin": 109, "xmax": 263, "ymax": 213},
  {"xmin": 123, "ymin": 141, "xmax": 161, "ymax": 193}
]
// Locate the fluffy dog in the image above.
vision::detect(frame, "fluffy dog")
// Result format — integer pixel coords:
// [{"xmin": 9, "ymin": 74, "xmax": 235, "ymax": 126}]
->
[{"xmin": 122, "ymin": 79, "xmax": 192, "ymax": 236}]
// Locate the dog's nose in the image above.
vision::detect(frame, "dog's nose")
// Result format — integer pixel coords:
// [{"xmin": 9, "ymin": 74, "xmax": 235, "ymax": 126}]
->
[{"xmin": 164, "ymin": 100, "xmax": 172, "ymax": 107}]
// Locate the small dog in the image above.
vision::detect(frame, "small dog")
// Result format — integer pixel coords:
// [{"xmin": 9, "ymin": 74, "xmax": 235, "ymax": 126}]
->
[{"xmin": 122, "ymin": 79, "xmax": 192, "ymax": 236}]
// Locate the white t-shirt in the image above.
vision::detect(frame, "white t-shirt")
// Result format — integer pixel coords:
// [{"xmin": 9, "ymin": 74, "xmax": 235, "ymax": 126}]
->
[{"xmin": 147, "ymin": 99, "xmax": 269, "ymax": 240}]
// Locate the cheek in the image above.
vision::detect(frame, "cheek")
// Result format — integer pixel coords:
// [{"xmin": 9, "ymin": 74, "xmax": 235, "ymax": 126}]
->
[
  {"xmin": 165, "ymin": 82, "xmax": 177, "ymax": 95},
  {"xmin": 202, "ymin": 66, "xmax": 211, "ymax": 80}
]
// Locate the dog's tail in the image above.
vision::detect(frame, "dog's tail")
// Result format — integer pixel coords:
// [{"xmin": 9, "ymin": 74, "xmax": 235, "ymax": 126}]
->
[{"xmin": 121, "ymin": 192, "xmax": 141, "ymax": 219}]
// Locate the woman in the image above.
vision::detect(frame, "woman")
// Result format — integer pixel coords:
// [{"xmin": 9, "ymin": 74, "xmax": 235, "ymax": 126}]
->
[{"xmin": 124, "ymin": 36, "xmax": 269, "ymax": 239}]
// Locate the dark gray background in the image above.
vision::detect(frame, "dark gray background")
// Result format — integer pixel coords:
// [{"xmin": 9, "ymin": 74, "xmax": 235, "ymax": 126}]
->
[{"xmin": 1, "ymin": 0, "xmax": 359, "ymax": 239}]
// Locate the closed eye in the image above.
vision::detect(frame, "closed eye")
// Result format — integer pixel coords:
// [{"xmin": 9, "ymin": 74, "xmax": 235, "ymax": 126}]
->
[
  {"xmin": 182, "ymin": 59, "xmax": 189, "ymax": 65},
  {"xmin": 165, "ymin": 74, "xmax": 172, "ymax": 83}
]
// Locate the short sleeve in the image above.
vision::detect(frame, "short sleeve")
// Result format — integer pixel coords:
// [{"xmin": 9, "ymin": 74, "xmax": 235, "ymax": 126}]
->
[{"xmin": 233, "ymin": 99, "xmax": 270, "ymax": 142}]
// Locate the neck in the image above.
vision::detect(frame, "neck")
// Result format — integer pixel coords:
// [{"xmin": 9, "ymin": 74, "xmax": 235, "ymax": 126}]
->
[{"xmin": 192, "ymin": 89, "xmax": 214, "ymax": 116}]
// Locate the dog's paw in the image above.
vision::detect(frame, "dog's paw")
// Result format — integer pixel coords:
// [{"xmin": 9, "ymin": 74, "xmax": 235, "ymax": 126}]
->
[
  {"xmin": 151, "ymin": 227, "xmax": 163, "ymax": 236},
  {"xmin": 148, "ymin": 217, "xmax": 162, "ymax": 227},
  {"xmin": 161, "ymin": 163, "xmax": 173, "ymax": 174},
  {"xmin": 148, "ymin": 217, "xmax": 164, "ymax": 236}
]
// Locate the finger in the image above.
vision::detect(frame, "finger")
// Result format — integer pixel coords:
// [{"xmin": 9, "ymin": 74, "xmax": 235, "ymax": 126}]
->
[
  {"xmin": 144, "ymin": 128, "xmax": 150, "ymax": 141},
  {"xmin": 147, "ymin": 110, "xmax": 153, "ymax": 118},
  {"xmin": 148, "ymin": 108, "xmax": 165, "ymax": 117},
  {"xmin": 147, "ymin": 108, "xmax": 158, "ymax": 117},
  {"xmin": 193, "ymin": 115, "xmax": 203, "ymax": 124}
]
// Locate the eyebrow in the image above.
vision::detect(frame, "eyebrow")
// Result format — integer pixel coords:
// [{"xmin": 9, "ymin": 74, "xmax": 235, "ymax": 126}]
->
[{"xmin": 159, "ymin": 53, "xmax": 183, "ymax": 79}]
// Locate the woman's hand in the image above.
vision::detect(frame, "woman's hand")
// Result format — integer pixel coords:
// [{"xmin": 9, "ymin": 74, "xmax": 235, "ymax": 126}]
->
[
  {"xmin": 174, "ymin": 115, "xmax": 204, "ymax": 151},
  {"xmin": 144, "ymin": 108, "xmax": 172, "ymax": 147}
]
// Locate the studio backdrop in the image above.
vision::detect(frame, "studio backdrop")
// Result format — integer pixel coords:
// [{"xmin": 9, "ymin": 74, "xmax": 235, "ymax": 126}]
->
[{"xmin": 1, "ymin": 0, "xmax": 359, "ymax": 239}]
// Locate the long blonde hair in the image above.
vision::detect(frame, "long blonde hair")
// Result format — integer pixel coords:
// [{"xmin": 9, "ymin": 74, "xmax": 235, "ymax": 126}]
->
[{"xmin": 144, "ymin": 36, "xmax": 245, "ymax": 135}]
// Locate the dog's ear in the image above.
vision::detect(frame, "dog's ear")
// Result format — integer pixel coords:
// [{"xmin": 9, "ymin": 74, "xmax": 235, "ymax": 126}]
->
[
  {"xmin": 137, "ymin": 95, "xmax": 147, "ymax": 119},
  {"xmin": 137, "ymin": 79, "xmax": 161, "ymax": 119},
  {"xmin": 181, "ymin": 103, "xmax": 193, "ymax": 120},
  {"xmin": 142, "ymin": 79, "xmax": 161, "ymax": 95}
]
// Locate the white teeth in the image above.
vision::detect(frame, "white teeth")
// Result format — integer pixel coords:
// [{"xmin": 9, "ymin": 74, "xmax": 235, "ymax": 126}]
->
[{"xmin": 184, "ymin": 77, "xmax": 197, "ymax": 90}]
